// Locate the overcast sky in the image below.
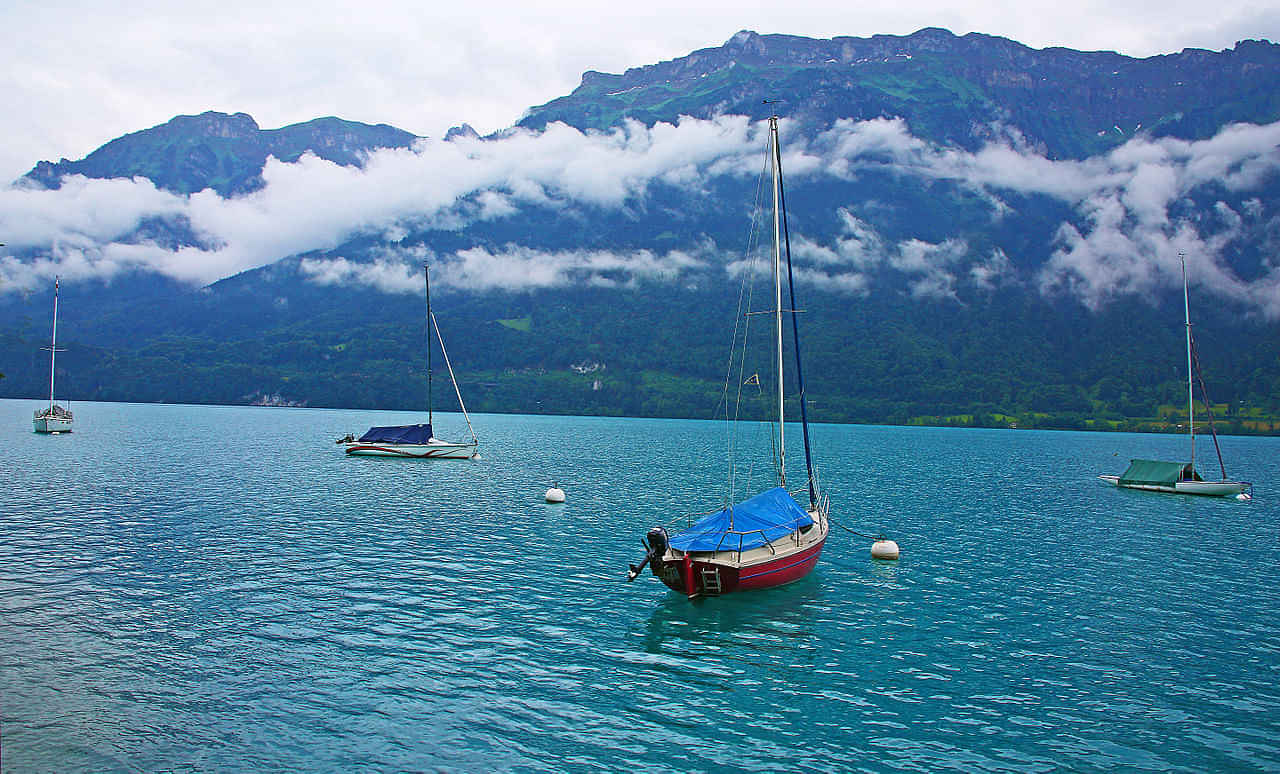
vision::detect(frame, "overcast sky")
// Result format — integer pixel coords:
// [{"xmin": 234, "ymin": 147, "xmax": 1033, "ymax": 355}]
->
[{"xmin": 2, "ymin": 0, "xmax": 1277, "ymax": 182}]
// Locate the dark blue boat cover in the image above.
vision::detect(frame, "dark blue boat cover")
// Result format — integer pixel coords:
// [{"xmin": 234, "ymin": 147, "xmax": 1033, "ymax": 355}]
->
[
  {"xmin": 357, "ymin": 424, "xmax": 433, "ymax": 444},
  {"xmin": 668, "ymin": 487, "xmax": 813, "ymax": 552}
]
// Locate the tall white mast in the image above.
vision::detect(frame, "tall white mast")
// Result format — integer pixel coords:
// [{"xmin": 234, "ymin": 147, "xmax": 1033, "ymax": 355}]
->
[
  {"xmin": 47, "ymin": 276, "xmax": 60, "ymax": 411},
  {"xmin": 770, "ymin": 116, "xmax": 786, "ymax": 487},
  {"xmin": 1181, "ymin": 253, "xmax": 1195, "ymax": 471},
  {"xmin": 425, "ymin": 263, "xmax": 433, "ymax": 426}
]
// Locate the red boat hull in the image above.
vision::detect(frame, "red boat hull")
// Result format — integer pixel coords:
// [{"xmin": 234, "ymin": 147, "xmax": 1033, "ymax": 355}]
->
[{"xmin": 649, "ymin": 535, "xmax": 826, "ymax": 598}]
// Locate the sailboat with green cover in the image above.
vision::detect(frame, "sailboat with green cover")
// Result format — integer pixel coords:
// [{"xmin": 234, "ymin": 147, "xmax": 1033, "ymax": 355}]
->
[{"xmin": 1099, "ymin": 255, "xmax": 1250, "ymax": 498}]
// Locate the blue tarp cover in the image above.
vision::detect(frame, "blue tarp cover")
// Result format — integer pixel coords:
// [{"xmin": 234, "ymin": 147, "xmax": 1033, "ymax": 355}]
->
[
  {"xmin": 357, "ymin": 424, "xmax": 433, "ymax": 444},
  {"xmin": 668, "ymin": 487, "xmax": 813, "ymax": 552}
]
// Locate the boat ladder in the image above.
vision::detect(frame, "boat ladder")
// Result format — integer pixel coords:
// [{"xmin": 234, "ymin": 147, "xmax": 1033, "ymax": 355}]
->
[{"xmin": 700, "ymin": 566, "xmax": 722, "ymax": 595}]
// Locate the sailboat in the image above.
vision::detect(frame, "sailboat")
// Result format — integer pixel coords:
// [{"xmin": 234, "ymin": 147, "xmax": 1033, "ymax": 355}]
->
[
  {"xmin": 1099, "ymin": 255, "xmax": 1250, "ymax": 498},
  {"xmin": 343, "ymin": 264, "xmax": 479, "ymax": 458},
  {"xmin": 626, "ymin": 114, "xmax": 830, "ymax": 599},
  {"xmin": 33, "ymin": 277, "xmax": 73, "ymax": 434}
]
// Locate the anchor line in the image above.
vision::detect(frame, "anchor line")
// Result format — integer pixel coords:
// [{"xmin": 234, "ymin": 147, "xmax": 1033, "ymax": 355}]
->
[{"xmin": 832, "ymin": 522, "xmax": 888, "ymax": 541}]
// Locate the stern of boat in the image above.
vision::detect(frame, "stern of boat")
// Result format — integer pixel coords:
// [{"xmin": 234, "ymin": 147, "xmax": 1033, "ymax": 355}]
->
[
  {"xmin": 34, "ymin": 406, "xmax": 74, "ymax": 434},
  {"xmin": 648, "ymin": 553, "xmax": 741, "ymax": 599},
  {"xmin": 1175, "ymin": 480, "xmax": 1250, "ymax": 497}
]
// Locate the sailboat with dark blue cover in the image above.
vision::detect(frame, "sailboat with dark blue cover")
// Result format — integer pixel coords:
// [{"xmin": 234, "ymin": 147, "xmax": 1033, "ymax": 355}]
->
[
  {"xmin": 343, "ymin": 264, "xmax": 478, "ymax": 459},
  {"xmin": 627, "ymin": 114, "xmax": 830, "ymax": 598}
]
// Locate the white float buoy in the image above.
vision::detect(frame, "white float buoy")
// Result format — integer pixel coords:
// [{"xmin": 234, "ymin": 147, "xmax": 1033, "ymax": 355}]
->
[
  {"xmin": 1236, "ymin": 492, "xmax": 1252, "ymax": 502},
  {"xmin": 545, "ymin": 486, "xmax": 566, "ymax": 504},
  {"xmin": 870, "ymin": 539, "xmax": 900, "ymax": 560}
]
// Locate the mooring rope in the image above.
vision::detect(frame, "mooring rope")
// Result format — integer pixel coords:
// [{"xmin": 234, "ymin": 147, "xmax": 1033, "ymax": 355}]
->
[{"xmin": 831, "ymin": 521, "xmax": 887, "ymax": 541}]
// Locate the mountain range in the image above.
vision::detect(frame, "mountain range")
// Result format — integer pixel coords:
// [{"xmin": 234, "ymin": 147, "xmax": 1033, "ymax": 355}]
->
[
  {"xmin": 522, "ymin": 29, "xmax": 1280, "ymax": 159},
  {"xmin": 3, "ymin": 27, "xmax": 1279, "ymax": 434}
]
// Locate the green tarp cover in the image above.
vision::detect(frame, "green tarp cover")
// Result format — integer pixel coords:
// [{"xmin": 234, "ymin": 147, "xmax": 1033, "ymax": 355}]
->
[{"xmin": 1118, "ymin": 458, "xmax": 1190, "ymax": 486}]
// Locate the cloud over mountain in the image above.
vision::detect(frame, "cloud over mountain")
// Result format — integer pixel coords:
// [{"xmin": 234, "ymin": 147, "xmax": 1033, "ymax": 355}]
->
[
  {"xmin": 301, "ymin": 243, "xmax": 710, "ymax": 292},
  {"xmin": 2, "ymin": 114, "xmax": 1278, "ymax": 315}
]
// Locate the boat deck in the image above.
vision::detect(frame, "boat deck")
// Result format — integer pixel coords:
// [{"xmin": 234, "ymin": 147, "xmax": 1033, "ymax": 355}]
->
[{"xmin": 669, "ymin": 506, "xmax": 828, "ymax": 569}]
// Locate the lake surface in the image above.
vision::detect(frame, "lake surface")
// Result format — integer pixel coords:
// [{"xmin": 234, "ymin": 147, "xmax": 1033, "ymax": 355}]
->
[{"xmin": 2, "ymin": 400, "xmax": 1278, "ymax": 772}]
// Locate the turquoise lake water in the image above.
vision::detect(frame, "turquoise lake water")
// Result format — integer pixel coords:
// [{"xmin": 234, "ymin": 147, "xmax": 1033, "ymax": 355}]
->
[{"xmin": 2, "ymin": 399, "xmax": 1278, "ymax": 772}]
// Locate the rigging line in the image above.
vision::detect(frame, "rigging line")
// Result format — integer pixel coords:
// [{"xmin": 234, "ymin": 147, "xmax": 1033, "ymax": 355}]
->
[
  {"xmin": 726, "ymin": 147, "xmax": 773, "ymax": 504},
  {"xmin": 770, "ymin": 416, "xmax": 782, "ymax": 482},
  {"xmin": 728, "ymin": 155, "xmax": 768, "ymax": 476},
  {"xmin": 1188, "ymin": 331, "xmax": 1228, "ymax": 480},
  {"xmin": 732, "ymin": 268, "xmax": 762, "ymax": 501},
  {"xmin": 723, "ymin": 221, "xmax": 752, "ymax": 497},
  {"xmin": 718, "ymin": 280, "xmax": 744, "ymax": 490},
  {"xmin": 718, "ymin": 203, "xmax": 760, "ymax": 424},
  {"xmin": 735, "ymin": 304, "xmax": 771, "ymax": 498},
  {"xmin": 724, "ymin": 150, "xmax": 769, "ymax": 491},
  {"xmin": 774, "ymin": 118, "xmax": 818, "ymax": 509},
  {"xmin": 431, "ymin": 311, "xmax": 478, "ymax": 445}
]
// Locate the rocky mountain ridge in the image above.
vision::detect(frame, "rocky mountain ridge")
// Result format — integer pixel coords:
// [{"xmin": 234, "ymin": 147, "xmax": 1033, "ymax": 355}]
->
[
  {"xmin": 23, "ymin": 111, "xmax": 419, "ymax": 196},
  {"xmin": 522, "ymin": 28, "xmax": 1280, "ymax": 159}
]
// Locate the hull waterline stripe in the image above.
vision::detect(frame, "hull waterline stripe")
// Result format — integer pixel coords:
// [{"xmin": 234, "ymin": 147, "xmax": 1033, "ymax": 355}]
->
[
  {"xmin": 739, "ymin": 541, "xmax": 825, "ymax": 580},
  {"xmin": 346, "ymin": 444, "xmax": 472, "ymax": 457}
]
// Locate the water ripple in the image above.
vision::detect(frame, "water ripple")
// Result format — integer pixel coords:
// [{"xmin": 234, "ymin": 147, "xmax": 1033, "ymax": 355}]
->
[{"xmin": 2, "ymin": 402, "xmax": 1279, "ymax": 771}]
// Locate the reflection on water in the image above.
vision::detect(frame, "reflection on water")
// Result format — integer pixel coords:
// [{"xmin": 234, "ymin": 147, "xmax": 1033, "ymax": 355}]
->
[{"xmin": 639, "ymin": 574, "xmax": 823, "ymax": 652}]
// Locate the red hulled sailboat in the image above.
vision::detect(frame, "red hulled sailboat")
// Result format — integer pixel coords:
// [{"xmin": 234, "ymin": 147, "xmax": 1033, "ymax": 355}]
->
[{"xmin": 627, "ymin": 113, "xmax": 830, "ymax": 599}]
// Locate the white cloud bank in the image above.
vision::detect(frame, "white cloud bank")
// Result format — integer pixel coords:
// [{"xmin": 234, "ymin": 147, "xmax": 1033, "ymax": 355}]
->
[
  {"xmin": 2, "ymin": 114, "xmax": 1279, "ymax": 316},
  {"xmin": 300, "ymin": 244, "xmax": 709, "ymax": 293},
  {"xmin": 810, "ymin": 118, "xmax": 1280, "ymax": 312}
]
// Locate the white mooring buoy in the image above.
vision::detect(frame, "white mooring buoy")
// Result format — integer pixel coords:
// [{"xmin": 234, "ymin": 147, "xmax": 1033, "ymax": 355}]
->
[
  {"xmin": 545, "ymin": 485, "xmax": 566, "ymax": 504},
  {"xmin": 870, "ymin": 539, "xmax": 900, "ymax": 560}
]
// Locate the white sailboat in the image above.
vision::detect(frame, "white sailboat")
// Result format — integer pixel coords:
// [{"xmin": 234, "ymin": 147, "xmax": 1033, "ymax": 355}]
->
[
  {"xmin": 343, "ymin": 264, "xmax": 479, "ymax": 459},
  {"xmin": 1099, "ymin": 255, "xmax": 1250, "ymax": 498},
  {"xmin": 33, "ymin": 277, "xmax": 73, "ymax": 434}
]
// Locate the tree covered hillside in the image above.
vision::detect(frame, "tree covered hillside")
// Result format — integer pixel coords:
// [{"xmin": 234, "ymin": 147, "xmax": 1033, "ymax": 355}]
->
[{"xmin": 2, "ymin": 28, "xmax": 1279, "ymax": 434}]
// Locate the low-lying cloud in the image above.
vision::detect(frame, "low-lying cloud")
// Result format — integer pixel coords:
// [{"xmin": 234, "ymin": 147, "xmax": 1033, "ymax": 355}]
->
[
  {"xmin": 301, "ymin": 243, "xmax": 709, "ymax": 293},
  {"xmin": 811, "ymin": 117, "xmax": 1280, "ymax": 311},
  {"xmin": 2, "ymin": 113, "xmax": 1279, "ymax": 316}
]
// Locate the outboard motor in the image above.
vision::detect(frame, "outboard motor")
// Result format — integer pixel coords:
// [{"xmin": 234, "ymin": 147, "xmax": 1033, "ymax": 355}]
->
[{"xmin": 626, "ymin": 527, "xmax": 669, "ymax": 581}]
